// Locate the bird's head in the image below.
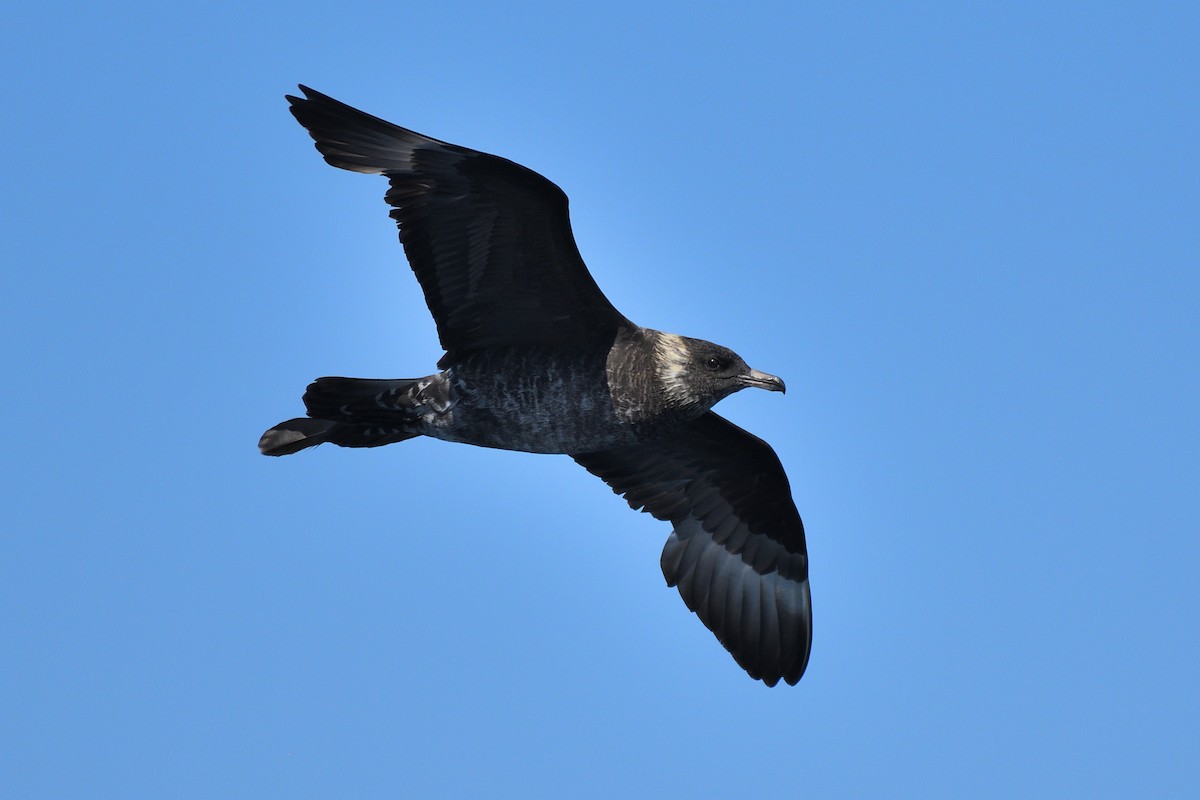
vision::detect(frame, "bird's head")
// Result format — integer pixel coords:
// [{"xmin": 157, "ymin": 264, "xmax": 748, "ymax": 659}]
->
[{"xmin": 653, "ymin": 332, "xmax": 785, "ymax": 412}]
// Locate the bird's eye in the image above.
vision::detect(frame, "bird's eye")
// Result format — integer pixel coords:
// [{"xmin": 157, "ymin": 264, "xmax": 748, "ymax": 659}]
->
[{"xmin": 705, "ymin": 357, "xmax": 725, "ymax": 371}]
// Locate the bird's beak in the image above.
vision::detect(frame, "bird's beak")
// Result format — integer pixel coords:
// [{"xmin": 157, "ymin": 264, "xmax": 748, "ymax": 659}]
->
[{"xmin": 741, "ymin": 368, "xmax": 786, "ymax": 394}]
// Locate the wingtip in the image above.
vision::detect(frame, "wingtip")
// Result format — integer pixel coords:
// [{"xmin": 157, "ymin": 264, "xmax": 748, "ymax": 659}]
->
[
  {"xmin": 286, "ymin": 84, "xmax": 326, "ymax": 108},
  {"xmin": 753, "ymin": 658, "xmax": 806, "ymax": 688}
]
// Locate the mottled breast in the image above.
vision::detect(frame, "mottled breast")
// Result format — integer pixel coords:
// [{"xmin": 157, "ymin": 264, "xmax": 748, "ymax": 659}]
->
[{"xmin": 423, "ymin": 346, "xmax": 641, "ymax": 454}]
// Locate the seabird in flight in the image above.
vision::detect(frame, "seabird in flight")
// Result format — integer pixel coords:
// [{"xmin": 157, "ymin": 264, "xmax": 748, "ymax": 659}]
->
[{"xmin": 261, "ymin": 86, "xmax": 812, "ymax": 686}]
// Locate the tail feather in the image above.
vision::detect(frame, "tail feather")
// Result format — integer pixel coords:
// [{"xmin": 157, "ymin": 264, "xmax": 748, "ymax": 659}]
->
[
  {"xmin": 259, "ymin": 417, "xmax": 417, "ymax": 456},
  {"xmin": 259, "ymin": 418, "xmax": 339, "ymax": 456},
  {"xmin": 260, "ymin": 376, "xmax": 426, "ymax": 457},
  {"xmin": 302, "ymin": 376, "xmax": 422, "ymax": 419}
]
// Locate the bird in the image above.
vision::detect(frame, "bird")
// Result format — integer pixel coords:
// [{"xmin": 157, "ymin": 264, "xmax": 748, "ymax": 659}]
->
[{"xmin": 261, "ymin": 86, "xmax": 812, "ymax": 686}]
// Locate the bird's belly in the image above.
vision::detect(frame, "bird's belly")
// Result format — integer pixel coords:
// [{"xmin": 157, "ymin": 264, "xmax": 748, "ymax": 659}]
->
[
  {"xmin": 417, "ymin": 355, "xmax": 640, "ymax": 454},
  {"xmin": 429, "ymin": 391, "xmax": 638, "ymax": 454}
]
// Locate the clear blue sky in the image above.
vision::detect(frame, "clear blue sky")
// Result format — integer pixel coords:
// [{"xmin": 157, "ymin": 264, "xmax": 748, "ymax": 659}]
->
[{"xmin": 3, "ymin": 2, "xmax": 1197, "ymax": 797}]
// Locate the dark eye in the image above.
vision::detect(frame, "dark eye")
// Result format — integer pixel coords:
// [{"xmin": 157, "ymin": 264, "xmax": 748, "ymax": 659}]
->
[{"xmin": 705, "ymin": 357, "xmax": 725, "ymax": 371}]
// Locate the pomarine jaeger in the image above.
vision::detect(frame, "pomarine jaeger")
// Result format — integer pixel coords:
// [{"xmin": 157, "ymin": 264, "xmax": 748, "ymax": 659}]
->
[{"xmin": 261, "ymin": 86, "xmax": 812, "ymax": 686}]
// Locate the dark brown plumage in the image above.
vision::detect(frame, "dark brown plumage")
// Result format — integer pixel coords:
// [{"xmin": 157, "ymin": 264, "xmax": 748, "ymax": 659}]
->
[{"xmin": 261, "ymin": 86, "xmax": 812, "ymax": 685}]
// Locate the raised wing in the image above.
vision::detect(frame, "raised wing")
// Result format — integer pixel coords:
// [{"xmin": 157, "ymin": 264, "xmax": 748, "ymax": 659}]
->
[
  {"xmin": 573, "ymin": 412, "xmax": 811, "ymax": 686},
  {"xmin": 287, "ymin": 86, "xmax": 631, "ymax": 359}
]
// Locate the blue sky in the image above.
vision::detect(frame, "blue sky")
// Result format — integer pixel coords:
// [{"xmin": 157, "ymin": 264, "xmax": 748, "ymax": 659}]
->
[{"xmin": 3, "ymin": 1, "xmax": 1197, "ymax": 797}]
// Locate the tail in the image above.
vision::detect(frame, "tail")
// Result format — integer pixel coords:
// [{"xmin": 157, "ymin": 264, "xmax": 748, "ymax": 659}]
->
[
  {"xmin": 259, "ymin": 418, "xmax": 343, "ymax": 456},
  {"xmin": 259, "ymin": 376, "xmax": 424, "ymax": 457}
]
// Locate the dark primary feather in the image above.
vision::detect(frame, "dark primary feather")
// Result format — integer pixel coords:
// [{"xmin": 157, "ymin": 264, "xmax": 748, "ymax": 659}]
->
[
  {"xmin": 573, "ymin": 412, "xmax": 811, "ymax": 686},
  {"xmin": 286, "ymin": 86, "xmax": 631, "ymax": 361}
]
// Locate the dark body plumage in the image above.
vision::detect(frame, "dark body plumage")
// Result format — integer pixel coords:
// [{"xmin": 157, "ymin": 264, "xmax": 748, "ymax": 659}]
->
[{"xmin": 262, "ymin": 86, "xmax": 812, "ymax": 686}]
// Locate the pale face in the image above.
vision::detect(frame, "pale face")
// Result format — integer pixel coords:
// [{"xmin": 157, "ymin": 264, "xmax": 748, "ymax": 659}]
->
[{"xmin": 653, "ymin": 331, "xmax": 781, "ymax": 411}]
